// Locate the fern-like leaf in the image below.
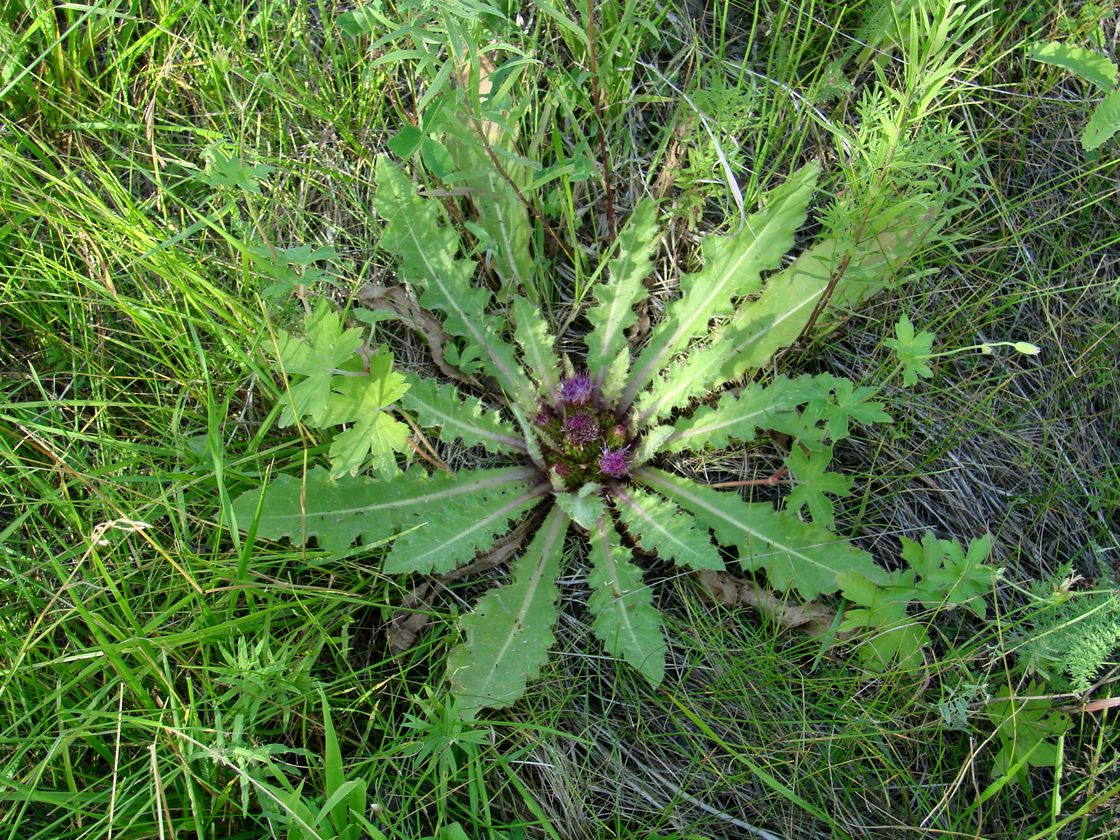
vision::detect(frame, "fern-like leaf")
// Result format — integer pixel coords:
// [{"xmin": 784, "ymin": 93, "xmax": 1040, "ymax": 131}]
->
[
  {"xmin": 232, "ymin": 465, "xmax": 536, "ymax": 557},
  {"xmin": 384, "ymin": 482, "xmax": 547, "ymax": 574},
  {"xmin": 512, "ymin": 296, "xmax": 561, "ymax": 399},
  {"xmin": 637, "ymin": 468, "xmax": 887, "ymax": 599},
  {"xmin": 619, "ymin": 164, "xmax": 819, "ymax": 413},
  {"xmin": 448, "ymin": 504, "xmax": 569, "ymax": 718},
  {"xmin": 587, "ymin": 515, "xmax": 666, "ymax": 685},
  {"xmin": 401, "ymin": 374, "xmax": 525, "ymax": 454},
  {"xmin": 374, "ymin": 157, "xmax": 532, "ymax": 403},
  {"xmin": 614, "ymin": 486, "xmax": 724, "ymax": 571},
  {"xmin": 584, "ymin": 198, "xmax": 659, "ymax": 395}
]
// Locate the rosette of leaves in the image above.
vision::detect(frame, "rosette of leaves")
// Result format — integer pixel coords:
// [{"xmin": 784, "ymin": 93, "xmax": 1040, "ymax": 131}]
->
[{"xmin": 235, "ymin": 156, "xmax": 935, "ymax": 719}]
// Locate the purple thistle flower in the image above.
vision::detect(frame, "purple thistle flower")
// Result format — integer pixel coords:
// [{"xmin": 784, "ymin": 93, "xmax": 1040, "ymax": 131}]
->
[
  {"xmin": 598, "ymin": 447, "xmax": 630, "ymax": 478},
  {"xmin": 563, "ymin": 411, "xmax": 599, "ymax": 446},
  {"xmin": 534, "ymin": 405, "xmax": 554, "ymax": 427},
  {"xmin": 559, "ymin": 373, "xmax": 592, "ymax": 406}
]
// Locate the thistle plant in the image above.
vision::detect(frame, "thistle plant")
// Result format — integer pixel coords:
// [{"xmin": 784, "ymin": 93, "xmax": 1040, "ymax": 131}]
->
[{"xmin": 235, "ymin": 154, "xmax": 970, "ymax": 718}]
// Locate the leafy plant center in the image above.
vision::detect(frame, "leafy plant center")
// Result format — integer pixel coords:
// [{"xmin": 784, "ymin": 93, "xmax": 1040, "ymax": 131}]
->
[{"xmin": 535, "ymin": 374, "xmax": 633, "ymax": 490}]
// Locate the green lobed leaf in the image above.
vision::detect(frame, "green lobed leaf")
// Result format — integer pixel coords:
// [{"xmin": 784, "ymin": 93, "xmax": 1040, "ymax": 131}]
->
[
  {"xmin": 584, "ymin": 198, "xmax": 659, "ymax": 393},
  {"xmin": 884, "ymin": 313, "xmax": 935, "ymax": 386},
  {"xmin": 637, "ymin": 468, "xmax": 887, "ymax": 599},
  {"xmin": 985, "ymin": 683, "xmax": 1070, "ymax": 789},
  {"xmin": 384, "ymin": 482, "xmax": 547, "ymax": 575},
  {"xmin": 903, "ymin": 532, "xmax": 997, "ymax": 617},
  {"xmin": 374, "ymin": 157, "xmax": 533, "ymax": 404},
  {"xmin": 328, "ymin": 411, "xmax": 411, "ymax": 480},
  {"xmin": 1028, "ymin": 41, "xmax": 1118, "ymax": 91},
  {"xmin": 839, "ymin": 568, "xmax": 928, "ymax": 672},
  {"xmin": 232, "ymin": 465, "xmax": 537, "ymax": 557},
  {"xmin": 619, "ymin": 163, "xmax": 820, "ymax": 414},
  {"xmin": 1083, "ymin": 88, "xmax": 1120, "ymax": 151},
  {"xmin": 276, "ymin": 300, "xmax": 366, "ymax": 427},
  {"xmin": 318, "ymin": 351, "xmax": 412, "ymax": 478},
  {"xmin": 784, "ymin": 446, "xmax": 852, "ymax": 529},
  {"xmin": 587, "ymin": 515, "xmax": 666, "ymax": 685},
  {"xmin": 554, "ymin": 483, "xmax": 606, "ymax": 530},
  {"xmin": 808, "ymin": 377, "xmax": 892, "ymax": 441},
  {"xmin": 614, "ymin": 486, "xmax": 724, "ymax": 571},
  {"xmin": 400, "ymin": 374, "xmax": 525, "ymax": 455},
  {"xmin": 448, "ymin": 504, "xmax": 570, "ymax": 718},
  {"xmin": 512, "ymin": 296, "xmax": 561, "ymax": 399}
]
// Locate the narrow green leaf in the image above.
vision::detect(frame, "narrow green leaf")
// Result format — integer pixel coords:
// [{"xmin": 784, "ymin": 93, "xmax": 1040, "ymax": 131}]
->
[
  {"xmin": 232, "ymin": 465, "xmax": 536, "ymax": 557},
  {"xmin": 637, "ymin": 205, "xmax": 930, "ymax": 426},
  {"xmin": 512, "ymin": 296, "xmax": 560, "ymax": 398},
  {"xmin": 448, "ymin": 505, "xmax": 570, "ymax": 718},
  {"xmin": 1083, "ymin": 88, "xmax": 1120, "ymax": 151},
  {"xmin": 620, "ymin": 163, "xmax": 819, "ymax": 413},
  {"xmin": 663, "ymin": 376, "xmax": 824, "ymax": 453},
  {"xmin": 637, "ymin": 468, "xmax": 887, "ymax": 599},
  {"xmin": 615, "ymin": 486, "xmax": 724, "ymax": 571},
  {"xmin": 585, "ymin": 199, "xmax": 659, "ymax": 389},
  {"xmin": 374, "ymin": 157, "xmax": 532, "ymax": 402},
  {"xmin": 588, "ymin": 515, "xmax": 666, "ymax": 685},
  {"xmin": 441, "ymin": 109, "xmax": 534, "ymax": 296},
  {"xmin": 401, "ymin": 374, "xmax": 525, "ymax": 454},
  {"xmin": 384, "ymin": 482, "xmax": 547, "ymax": 574},
  {"xmin": 1028, "ymin": 41, "xmax": 1118, "ymax": 91}
]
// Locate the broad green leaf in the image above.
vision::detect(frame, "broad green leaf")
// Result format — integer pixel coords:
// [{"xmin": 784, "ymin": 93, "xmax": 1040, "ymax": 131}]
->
[
  {"xmin": 448, "ymin": 505, "xmax": 570, "ymax": 718},
  {"xmin": 401, "ymin": 374, "xmax": 525, "ymax": 454},
  {"xmin": 554, "ymin": 483, "xmax": 606, "ymax": 530},
  {"xmin": 808, "ymin": 377, "xmax": 892, "ymax": 441},
  {"xmin": 232, "ymin": 465, "xmax": 536, "ymax": 557},
  {"xmin": 637, "ymin": 468, "xmax": 887, "ymax": 599},
  {"xmin": 384, "ymin": 482, "xmax": 547, "ymax": 574},
  {"xmin": 374, "ymin": 157, "xmax": 532, "ymax": 404},
  {"xmin": 200, "ymin": 143, "xmax": 274, "ymax": 195},
  {"xmin": 838, "ymin": 569, "xmax": 927, "ymax": 671},
  {"xmin": 587, "ymin": 515, "xmax": 666, "ymax": 685},
  {"xmin": 614, "ymin": 486, "xmax": 724, "ymax": 571},
  {"xmin": 1083, "ymin": 88, "xmax": 1120, "ymax": 151},
  {"xmin": 317, "ymin": 351, "xmax": 412, "ymax": 477},
  {"xmin": 663, "ymin": 376, "xmax": 824, "ymax": 453},
  {"xmin": 985, "ymin": 683, "xmax": 1070, "ymax": 790},
  {"xmin": 585, "ymin": 198, "xmax": 659, "ymax": 392},
  {"xmin": 512, "ymin": 296, "xmax": 560, "ymax": 398},
  {"xmin": 1028, "ymin": 41, "xmax": 1118, "ymax": 91},
  {"xmin": 276, "ymin": 301, "xmax": 365, "ymax": 426},
  {"xmin": 619, "ymin": 163, "xmax": 819, "ymax": 414}
]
